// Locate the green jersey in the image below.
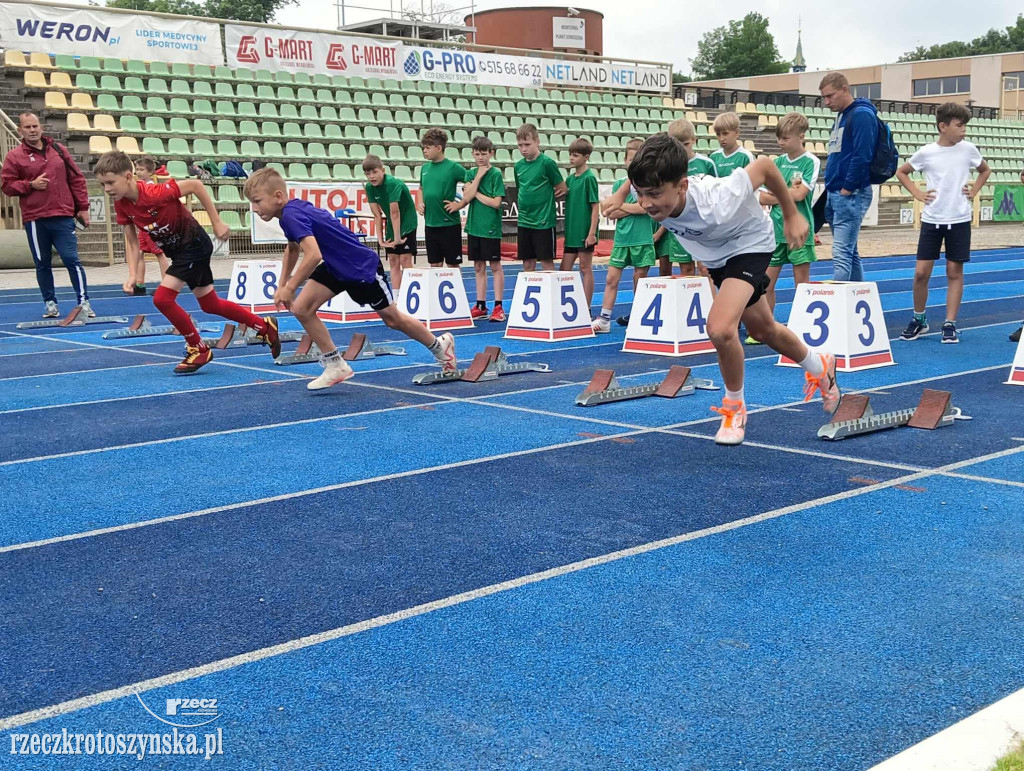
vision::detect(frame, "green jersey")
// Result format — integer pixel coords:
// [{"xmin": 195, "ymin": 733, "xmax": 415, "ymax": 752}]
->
[
  {"xmin": 563, "ymin": 168, "xmax": 599, "ymax": 248},
  {"xmin": 419, "ymin": 157, "xmax": 465, "ymax": 228},
  {"xmin": 463, "ymin": 165, "xmax": 505, "ymax": 239},
  {"xmin": 770, "ymin": 151, "xmax": 820, "ymax": 246},
  {"xmin": 611, "ymin": 178, "xmax": 654, "ymax": 247},
  {"xmin": 365, "ymin": 174, "xmax": 417, "ymax": 241},
  {"xmin": 687, "ymin": 153, "xmax": 718, "ymax": 179},
  {"xmin": 514, "ymin": 153, "xmax": 563, "ymax": 229},
  {"xmin": 710, "ymin": 146, "xmax": 754, "ymax": 177}
]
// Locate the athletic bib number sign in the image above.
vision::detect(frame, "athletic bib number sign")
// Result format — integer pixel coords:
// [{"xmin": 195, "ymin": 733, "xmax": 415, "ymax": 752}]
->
[
  {"xmin": 316, "ymin": 291, "xmax": 378, "ymax": 323},
  {"xmin": 778, "ymin": 281, "xmax": 895, "ymax": 371},
  {"xmin": 623, "ymin": 277, "xmax": 715, "ymax": 356},
  {"xmin": 227, "ymin": 260, "xmax": 282, "ymax": 314},
  {"xmin": 1007, "ymin": 329, "xmax": 1024, "ymax": 386},
  {"xmin": 395, "ymin": 268, "xmax": 474, "ymax": 331},
  {"xmin": 505, "ymin": 271, "xmax": 593, "ymax": 341}
]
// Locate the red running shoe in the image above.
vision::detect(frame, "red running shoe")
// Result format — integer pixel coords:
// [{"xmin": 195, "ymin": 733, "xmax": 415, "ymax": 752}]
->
[
  {"xmin": 175, "ymin": 344, "xmax": 213, "ymax": 375},
  {"xmin": 471, "ymin": 305, "xmax": 488, "ymax": 319},
  {"xmin": 489, "ymin": 305, "xmax": 506, "ymax": 322},
  {"xmin": 254, "ymin": 316, "xmax": 281, "ymax": 358}
]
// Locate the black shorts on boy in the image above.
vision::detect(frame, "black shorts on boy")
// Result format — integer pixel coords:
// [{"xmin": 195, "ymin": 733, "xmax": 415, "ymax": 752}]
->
[
  {"xmin": 468, "ymin": 234, "xmax": 502, "ymax": 262},
  {"xmin": 707, "ymin": 252, "xmax": 772, "ymax": 307},
  {"xmin": 309, "ymin": 261, "xmax": 394, "ymax": 311},
  {"xmin": 917, "ymin": 222, "xmax": 971, "ymax": 263},
  {"xmin": 424, "ymin": 224, "xmax": 463, "ymax": 265},
  {"xmin": 517, "ymin": 226, "xmax": 555, "ymax": 263}
]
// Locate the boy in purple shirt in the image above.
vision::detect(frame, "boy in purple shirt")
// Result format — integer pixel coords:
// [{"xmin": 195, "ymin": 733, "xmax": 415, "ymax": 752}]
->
[{"xmin": 244, "ymin": 168, "xmax": 456, "ymax": 391}]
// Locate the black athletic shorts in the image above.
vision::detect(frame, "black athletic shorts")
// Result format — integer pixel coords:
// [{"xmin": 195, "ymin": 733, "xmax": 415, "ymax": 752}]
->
[
  {"xmin": 468, "ymin": 234, "xmax": 502, "ymax": 262},
  {"xmin": 308, "ymin": 261, "xmax": 393, "ymax": 311},
  {"xmin": 562, "ymin": 245, "xmax": 594, "ymax": 255},
  {"xmin": 517, "ymin": 226, "xmax": 556, "ymax": 263},
  {"xmin": 384, "ymin": 232, "xmax": 418, "ymax": 258},
  {"xmin": 425, "ymin": 224, "xmax": 463, "ymax": 265},
  {"xmin": 917, "ymin": 221, "xmax": 971, "ymax": 263},
  {"xmin": 166, "ymin": 258, "xmax": 215, "ymax": 290},
  {"xmin": 708, "ymin": 252, "xmax": 772, "ymax": 307}
]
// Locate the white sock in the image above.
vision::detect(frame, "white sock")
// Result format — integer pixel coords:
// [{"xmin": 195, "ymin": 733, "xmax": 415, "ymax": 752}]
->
[
  {"xmin": 725, "ymin": 388, "xmax": 745, "ymax": 404},
  {"xmin": 799, "ymin": 350, "xmax": 824, "ymax": 376}
]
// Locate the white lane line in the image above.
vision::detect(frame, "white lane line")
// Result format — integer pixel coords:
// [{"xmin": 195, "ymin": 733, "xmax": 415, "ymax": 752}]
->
[
  {"xmin": 868, "ymin": 687, "xmax": 1024, "ymax": 771},
  {"xmin": 0, "ymin": 361, "xmax": 168, "ymax": 382},
  {"xmin": 3, "ymin": 443, "xmax": 1022, "ymax": 731},
  {"xmin": 0, "ymin": 347, "xmax": 85, "ymax": 359}
]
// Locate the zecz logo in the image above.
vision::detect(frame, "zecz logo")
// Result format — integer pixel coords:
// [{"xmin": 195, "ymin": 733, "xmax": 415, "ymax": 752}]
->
[
  {"xmin": 236, "ymin": 35, "xmax": 260, "ymax": 64},
  {"xmin": 326, "ymin": 43, "xmax": 346, "ymax": 71}
]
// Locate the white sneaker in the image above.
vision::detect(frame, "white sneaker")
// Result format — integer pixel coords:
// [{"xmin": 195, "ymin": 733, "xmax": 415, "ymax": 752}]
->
[
  {"xmin": 42, "ymin": 301, "xmax": 59, "ymax": 318},
  {"xmin": 80, "ymin": 299, "xmax": 96, "ymax": 318},
  {"xmin": 436, "ymin": 332, "xmax": 457, "ymax": 374},
  {"xmin": 307, "ymin": 359, "xmax": 354, "ymax": 391},
  {"xmin": 591, "ymin": 316, "xmax": 611, "ymax": 333},
  {"xmin": 712, "ymin": 399, "xmax": 747, "ymax": 446}
]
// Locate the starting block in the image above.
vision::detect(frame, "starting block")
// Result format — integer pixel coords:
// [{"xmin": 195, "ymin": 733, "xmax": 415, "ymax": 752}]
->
[
  {"xmin": 203, "ymin": 323, "xmax": 304, "ymax": 349},
  {"xmin": 412, "ymin": 345, "xmax": 551, "ymax": 385},
  {"xmin": 575, "ymin": 365, "xmax": 718, "ymax": 407},
  {"xmin": 275, "ymin": 334, "xmax": 320, "ymax": 365},
  {"xmin": 103, "ymin": 314, "xmax": 218, "ymax": 339},
  {"xmin": 817, "ymin": 389, "xmax": 970, "ymax": 440},
  {"xmin": 342, "ymin": 333, "xmax": 406, "ymax": 361},
  {"xmin": 17, "ymin": 306, "xmax": 129, "ymax": 329}
]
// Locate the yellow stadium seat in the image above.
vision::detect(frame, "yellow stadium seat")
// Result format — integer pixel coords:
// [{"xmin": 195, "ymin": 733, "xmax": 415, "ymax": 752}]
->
[
  {"xmin": 815, "ymin": 141, "xmax": 827, "ymax": 154},
  {"xmin": 696, "ymin": 111, "xmax": 708, "ymax": 123},
  {"xmin": 192, "ymin": 210, "xmax": 213, "ymax": 228},
  {"xmin": 89, "ymin": 135, "xmax": 113, "ymax": 154},
  {"xmin": 66, "ymin": 113, "xmax": 91, "ymax": 132},
  {"xmin": 23, "ymin": 71, "xmax": 47, "ymax": 89},
  {"xmin": 93, "ymin": 114, "xmax": 120, "ymax": 132},
  {"xmin": 881, "ymin": 185, "xmax": 894, "ymax": 198},
  {"xmin": 116, "ymin": 136, "xmax": 141, "ymax": 154},
  {"xmin": 4, "ymin": 51, "xmax": 28, "ymax": 68},
  {"xmin": 50, "ymin": 71, "xmax": 73, "ymax": 89},
  {"xmin": 29, "ymin": 52, "xmax": 54, "ymax": 68},
  {"xmin": 673, "ymin": 98, "xmax": 686, "ymax": 110},
  {"xmin": 662, "ymin": 96, "xmax": 674, "ymax": 108},
  {"xmin": 743, "ymin": 140, "xmax": 756, "ymax": 151},
  {"xmin": 757, "ymin": 115, "xmax": 769, "ymax": 128},
  {"xmin": 685, "ymin": 111, "xmax": 697, "ymax": 122},
  {"xmin": 70, "ymin": 92, "xmax": 96, "ymax": 110},
  {"xmin": 44, "ymin": 92, "xmax": 69, "ymax": 110},
  {"xmin": 768, "ymin": 115, "xmax": 779, "ymax": 127}
]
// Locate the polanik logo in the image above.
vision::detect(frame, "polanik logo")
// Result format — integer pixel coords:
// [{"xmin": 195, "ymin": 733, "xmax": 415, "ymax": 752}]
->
[{"xmin": 135, "ymin": 694, "xmax": 221, "ymax": 728}]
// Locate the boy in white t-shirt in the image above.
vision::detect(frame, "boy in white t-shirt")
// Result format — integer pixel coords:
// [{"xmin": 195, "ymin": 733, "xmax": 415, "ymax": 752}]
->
[
  {"xmin": 603, "ymin": 133, "xmax": 841, "ymax": 446},
  {"xmin": 896, "ymin": 102, "xmax": 990, "ymax": 344}
]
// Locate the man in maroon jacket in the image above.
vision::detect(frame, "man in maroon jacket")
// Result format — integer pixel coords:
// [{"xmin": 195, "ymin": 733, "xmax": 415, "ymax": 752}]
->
[{"xmin": 1, "ymin": 111, "xmax": 92, "ymax": 318}]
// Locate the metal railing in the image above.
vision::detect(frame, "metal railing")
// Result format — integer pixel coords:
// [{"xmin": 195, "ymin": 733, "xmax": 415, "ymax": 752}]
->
[{"xmin": 0, "ymin": 109, "xmax": 23, "ymax": 230}]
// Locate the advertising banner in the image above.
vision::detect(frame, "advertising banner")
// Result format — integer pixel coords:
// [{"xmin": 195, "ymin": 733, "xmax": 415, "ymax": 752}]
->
[
  {"xmin": 250, "ymin": 180, "xmax": 423, "ymax": 245},
  {"xmin": 0, "ymin": 3, "xmax": 223, "ymax": 65},
  {"xmin": 225, "ymin": 23, "xmax": 401, "ymax": 79},
  {"xmin": 993, "ymin": 184, "xmax": 1024, "ymax": 222}
]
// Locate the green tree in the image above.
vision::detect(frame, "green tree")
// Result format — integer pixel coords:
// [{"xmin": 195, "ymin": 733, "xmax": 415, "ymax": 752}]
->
[
  {"xmin": 690, "ymin": 13, "xmax": 790, "ymax": 80},
  {"xmin": 899, "ymin": 14, "xmax": 1024, "ymax": 61},
  {"xmin": 105, "ymin": 0, "xmax": 293, "ymax": 23},
  {"xmin": 673, "ymin": 73, "xmax": 692, "ymax": 84}
]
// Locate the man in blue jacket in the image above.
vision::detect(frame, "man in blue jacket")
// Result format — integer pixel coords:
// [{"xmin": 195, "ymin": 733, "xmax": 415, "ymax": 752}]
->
[{"xmin": 821, "ymin": 72, "xmax": 877, "ymax": 281}]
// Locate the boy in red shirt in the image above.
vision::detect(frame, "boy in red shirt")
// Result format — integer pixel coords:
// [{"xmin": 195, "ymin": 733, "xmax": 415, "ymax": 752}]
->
[
  {"xmin": 123, "ymin": 156, "xmax": 169, "ymax": 295},
  {"xmin": 95, "ymin": 151, "xmax": 280, "ymax": 374}
]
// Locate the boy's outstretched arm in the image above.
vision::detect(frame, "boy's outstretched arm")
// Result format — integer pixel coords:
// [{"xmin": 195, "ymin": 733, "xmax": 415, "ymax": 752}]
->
[
  {"xmin": 745, "ymin": 157, "xmax": 807, "ymax": 249},
  {"xmin": 276, "ymin": 237, "xmax": 323, "ymax": 309},
  {"xmin": 177, "ymin": 179, "xmax": 229, "ymax": 241},
  {"xmin": 274, "ymin": 241, "xmax": 301, "ymax": 309},
  {"xmin": 601, "ymin": 182, "xmax": 630, "ymax": 216}
]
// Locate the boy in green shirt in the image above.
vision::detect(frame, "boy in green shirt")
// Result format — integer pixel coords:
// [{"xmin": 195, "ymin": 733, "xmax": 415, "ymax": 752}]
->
[
  {"xmin": 447, "ymin": 136, "xmax": 507, "ymax": 322},
  {"xmin": 710, "ymin": 112, "xmax": 755, "ymax": 177},
  {"xmin": 661, "ymin": 118, "xmax": 718, "ymax": 280},
  {"xmin": 363, "ymin": 154, "xmax": 418, "ymax": 292},
  {"xmin": 592, "ymin": 138, "xmax": 655, "ymax": 333},
  {"xmin": 514, "ymin": 123, "xmax": 566, "ymax": 272},
  {"xmin": 417, "ymin": 128, "xmax": 465, "ymax": 269},
  {"xmin": 560, "ymin": 137, "xmax": 600, "ymax": 308},
  {"xmin": 758, "ymin": 113, "xmax": 820, "ymax": 316}
]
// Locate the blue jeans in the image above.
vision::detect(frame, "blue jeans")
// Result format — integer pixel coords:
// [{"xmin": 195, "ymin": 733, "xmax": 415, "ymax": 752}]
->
[
  {"xmin": 25, "ymin": 216, "xmax": 88, "ymax": 304},
  {"xmin": 825, "ymin": 187, "xmax": 873, "ymax": 281}
]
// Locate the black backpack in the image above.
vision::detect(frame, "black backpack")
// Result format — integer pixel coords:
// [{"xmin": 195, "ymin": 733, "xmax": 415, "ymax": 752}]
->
[{"xmin": 869, "ymin": 114, "xmax": 899, "ymax": 185}]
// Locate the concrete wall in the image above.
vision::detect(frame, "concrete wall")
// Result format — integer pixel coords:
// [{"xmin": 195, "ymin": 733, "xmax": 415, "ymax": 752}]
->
[{"xmin": 469, "ymin": 7, "xmax": 604, "ymax": 56}]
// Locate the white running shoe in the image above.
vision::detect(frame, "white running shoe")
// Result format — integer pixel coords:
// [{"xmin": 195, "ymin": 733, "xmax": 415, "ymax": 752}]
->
[
  {"xmin": 80, "ymin": 299, "xmax": 96, "ymax": 318},
  {"xmin": 436, "ymin": 333, "xmax": 457, "ymax": 374},
  {"xmin": 307, "ymin": 359, "xmax": 354, "ymax": 391},
  {"xmin": 42, "ymin": 301, "xmax": 59, "ymax": 318},
  {"xmin": 591, "ymin": 316, "xmax": 611, "ymax": 333},
  {"xmin": 712, "ymin": 398, "xmax": 747, "ymax": 446}
]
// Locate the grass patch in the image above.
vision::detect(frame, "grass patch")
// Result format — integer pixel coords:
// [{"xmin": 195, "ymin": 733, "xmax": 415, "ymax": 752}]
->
[{"xmin": 994, "ymin": 742, "xmax": 1024, "ymax": 771}]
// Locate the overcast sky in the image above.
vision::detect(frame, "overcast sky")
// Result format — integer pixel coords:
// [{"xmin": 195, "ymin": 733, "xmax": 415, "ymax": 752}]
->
[{"xmin": 274, "ymin": 0, "xmax": 1023, "ymax": 75}]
